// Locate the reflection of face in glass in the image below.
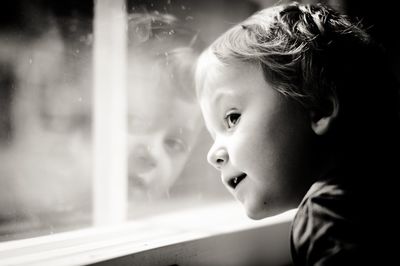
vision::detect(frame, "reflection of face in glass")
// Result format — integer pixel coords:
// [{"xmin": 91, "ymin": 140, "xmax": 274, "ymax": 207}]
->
[{"xmin": 127, "ymin": 52, "xmax": 202, "ymax": 200}]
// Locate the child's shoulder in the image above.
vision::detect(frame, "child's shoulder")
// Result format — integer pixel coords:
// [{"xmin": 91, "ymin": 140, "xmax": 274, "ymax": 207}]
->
[
  {"xmin": 290, "ymin": 169, "xmax": 367, "ymax": 265},
  {"xmin": 297, "ymin": 169, "xmax": 353, "ymax": 210}
]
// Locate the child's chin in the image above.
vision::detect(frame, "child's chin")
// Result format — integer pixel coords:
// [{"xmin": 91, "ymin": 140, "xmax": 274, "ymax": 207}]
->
[
  {"xmin": 243, "ymin": 201, "xmax": 282, "ymax": 220},
  {"xmin": 246, "ymin": 211, "xmax": 266, "ymax": 220},
  {"xmin": 243, "ymin": 203, "xmax": 268, "ymax": 220}
]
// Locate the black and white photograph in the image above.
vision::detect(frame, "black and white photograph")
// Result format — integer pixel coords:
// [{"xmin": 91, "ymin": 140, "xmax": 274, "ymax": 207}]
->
[{"xmin": 1, "ymin": 0, "xmax": 399, "ymax": 265}]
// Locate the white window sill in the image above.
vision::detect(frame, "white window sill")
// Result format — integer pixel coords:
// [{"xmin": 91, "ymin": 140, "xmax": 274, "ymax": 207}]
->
[{"xmin": 0, "ymin": 201, "xmax": 296, "ymax": 266}]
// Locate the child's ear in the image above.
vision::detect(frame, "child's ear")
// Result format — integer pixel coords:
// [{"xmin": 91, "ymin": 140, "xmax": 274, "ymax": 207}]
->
[{"xmin": 310, "ymin": 95, "xmax": 339, "ymax": 135}]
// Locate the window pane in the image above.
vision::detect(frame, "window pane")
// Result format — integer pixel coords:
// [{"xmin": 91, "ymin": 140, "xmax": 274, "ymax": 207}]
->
[
  {"xmin": 124, "ymin": 0, "xmax": 259, "ymax": 218},
  {"xmin": 0, "ymin": 0, "xmax": 260, "ymax": 242},
  {"xmin": 0, "ymin": 0, "xmax": 94, "ymax": 241}
]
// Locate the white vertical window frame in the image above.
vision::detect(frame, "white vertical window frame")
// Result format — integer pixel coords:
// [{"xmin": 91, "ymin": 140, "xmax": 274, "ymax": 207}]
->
[{"xmin": 93, "ymin": 0, "xmax": 128, "ymax": 226}]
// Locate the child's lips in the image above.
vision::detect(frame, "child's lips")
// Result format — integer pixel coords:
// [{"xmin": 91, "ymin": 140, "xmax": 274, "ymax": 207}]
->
[
  {"xmin": 227, "ymin": 173, "xmax": 247, "ymax": 189},
  {"xmin": 129, "ymin": 174, "xmax": 149, "ymax": 190}
]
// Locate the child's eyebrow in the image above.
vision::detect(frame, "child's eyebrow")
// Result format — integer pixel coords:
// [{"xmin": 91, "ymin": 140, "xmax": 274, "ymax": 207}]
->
[{"xmin": 211, "ymin": 89, "xmax": 236, "ymax": 107}]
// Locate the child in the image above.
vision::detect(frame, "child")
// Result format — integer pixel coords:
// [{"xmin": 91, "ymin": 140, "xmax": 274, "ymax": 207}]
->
[{"xmin": 195, "ymin": 2, "xmax": 399, "ymax": 265}]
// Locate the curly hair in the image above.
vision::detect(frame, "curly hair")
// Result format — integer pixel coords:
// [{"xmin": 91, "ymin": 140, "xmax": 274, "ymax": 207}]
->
[{"xmin": 206, "ymin": 2, "xmax": 375, "ymax": 110}]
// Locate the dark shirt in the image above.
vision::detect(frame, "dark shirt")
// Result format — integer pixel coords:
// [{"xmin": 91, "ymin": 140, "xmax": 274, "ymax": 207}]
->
[{"xmin": 290, "ymin": 169, "xmax": 394, "ymax": 266}]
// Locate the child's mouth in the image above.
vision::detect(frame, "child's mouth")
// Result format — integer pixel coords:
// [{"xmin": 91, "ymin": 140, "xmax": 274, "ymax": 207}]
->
[
  {"xmin": 129, "ymin": 174, "xmax": 148, "ymax": 190},
  {"xmin": 228, "ymin": 173, "xmax": 247, "ymax": 189}
]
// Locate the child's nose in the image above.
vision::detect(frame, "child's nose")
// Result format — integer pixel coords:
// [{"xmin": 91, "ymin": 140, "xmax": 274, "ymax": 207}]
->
[
  {"xmin": 129, "ymin": 144, "xmax": 157, "ymax": 174},
  {"xmin": 207, "ymin": 146, "xmax": 229, "ymax": 170}
]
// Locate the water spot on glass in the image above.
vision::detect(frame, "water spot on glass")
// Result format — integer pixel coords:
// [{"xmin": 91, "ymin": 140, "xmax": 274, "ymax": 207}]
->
[
  {"xmin": 77, "ymin": 97, "xmax": 82, "ymax": 102},
  {"xmin": 185, "ymin": 16, "xmax": 194, "ymax": 21},
  {"xmin": 181, "ymin": 5, "xmax": 186, "ymax": 10},
  {"xmin": 75, "ymin": 49, "xmax": 80, "ymax": 54},
  {"xmin": 29, "ymin": 58, "xmax": 33, "ymax": 64},
  {"xmin": 133, "ymin": 23, "xmax": 151, "ymax": 43},
  {"xmin": 167, "ymin": 0, "xmax": 171, "ymax": 5}
]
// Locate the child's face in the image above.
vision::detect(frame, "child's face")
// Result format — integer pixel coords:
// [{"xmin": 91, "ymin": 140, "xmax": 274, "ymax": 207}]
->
[
  {"xmin": 127, "ymin": 56, "xmax": 202, "ymax": 200},
  {"xmin": 199, "ymin": 61, "xmax": 314, "ymax": 219}
]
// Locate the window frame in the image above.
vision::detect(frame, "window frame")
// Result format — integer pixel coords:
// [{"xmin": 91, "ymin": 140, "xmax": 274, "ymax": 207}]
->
[{"xmin": 0, "ymin": 202, "xmax": 295, "ymax": 266}]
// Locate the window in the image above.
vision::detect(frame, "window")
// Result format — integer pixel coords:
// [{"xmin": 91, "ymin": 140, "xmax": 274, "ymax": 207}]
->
[
  {"xmin": 0, "ymin": 0, "xmax": 95, "ymax": 241},
  {"xmin": 0, "ymin": 1, "xmax": 293, "ymax": 265}
]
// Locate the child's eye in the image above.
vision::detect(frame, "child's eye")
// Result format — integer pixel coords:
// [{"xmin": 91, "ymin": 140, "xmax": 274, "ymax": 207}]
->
[
  {"xmin": 224, "ymin": 111, "xmax": 241, "ymax": 129},
  {"xmin": 164, "ymin": 137, "xmax": 187, "ymax": 154}
]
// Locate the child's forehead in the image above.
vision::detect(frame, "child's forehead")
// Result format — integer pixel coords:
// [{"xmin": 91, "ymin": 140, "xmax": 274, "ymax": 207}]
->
[{"xmin": 197, "ymin": 52, "xmax": 258, "ymax": 97}]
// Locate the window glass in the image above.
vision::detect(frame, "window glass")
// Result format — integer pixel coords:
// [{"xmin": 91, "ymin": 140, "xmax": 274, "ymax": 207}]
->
[
  {"xmin": 0, "ymin": 0, "xmax": 259, "ymax": 242},
  {"xmin": 0, "ymin": 1, "xmax": 94, "ymax": 241}
]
